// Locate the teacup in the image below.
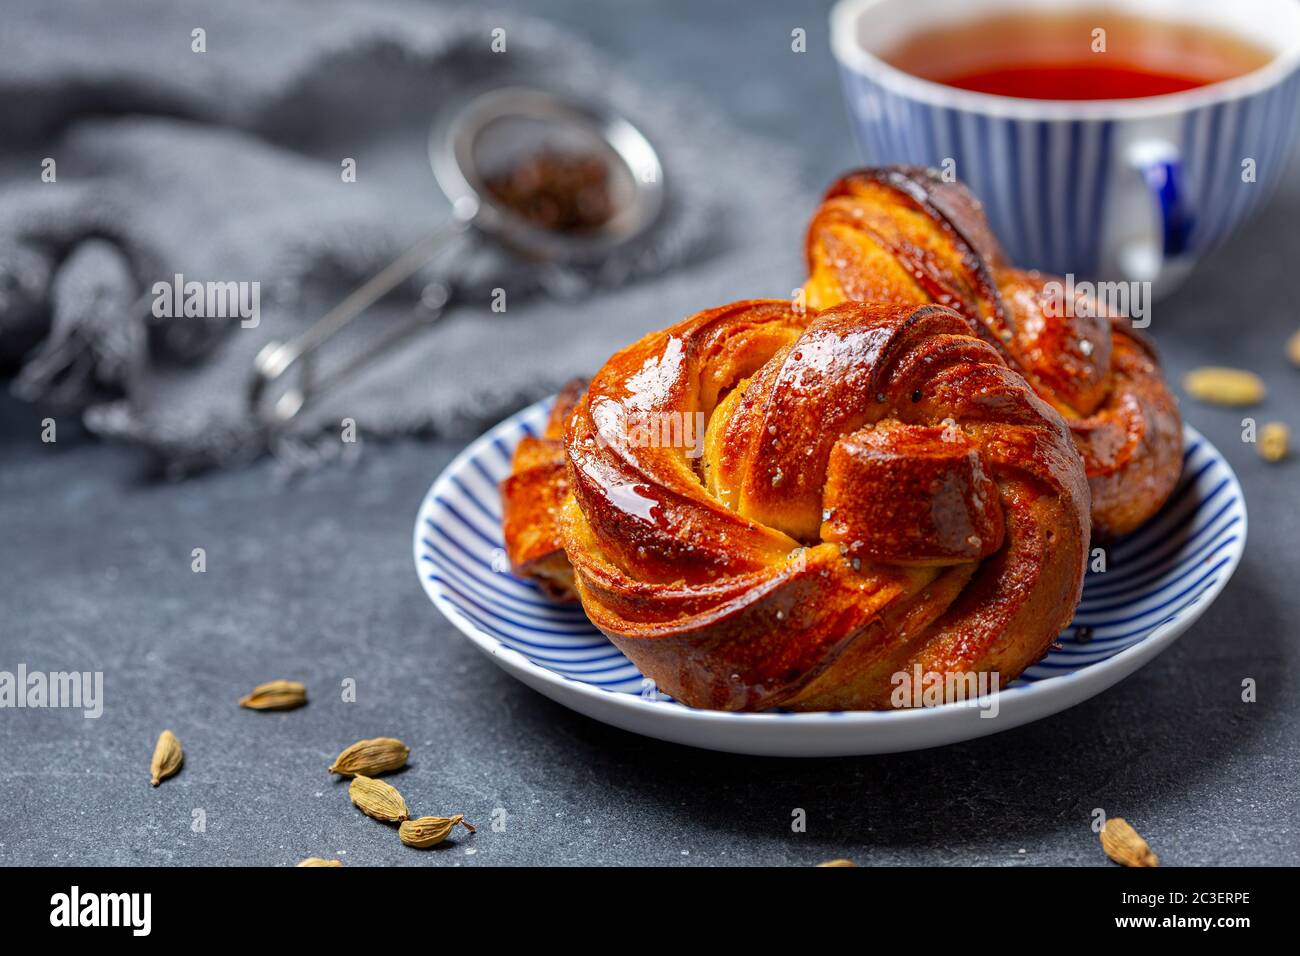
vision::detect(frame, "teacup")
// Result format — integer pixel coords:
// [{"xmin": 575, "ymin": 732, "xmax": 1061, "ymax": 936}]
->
[{"xmin": 830, "ymin": 0, "xmax": 1300, "ymax": 294}]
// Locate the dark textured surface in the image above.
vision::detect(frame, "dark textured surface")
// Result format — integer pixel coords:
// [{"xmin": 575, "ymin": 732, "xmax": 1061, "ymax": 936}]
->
[{"xmin": 1, "ymin": 0, "xmax": 1298, "ymax": 866}]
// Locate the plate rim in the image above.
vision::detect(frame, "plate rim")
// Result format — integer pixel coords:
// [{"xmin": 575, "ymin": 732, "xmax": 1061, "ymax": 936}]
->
[{"xmin": 413, "ymin": 400, "xmax": 1246, "ymax": 743}]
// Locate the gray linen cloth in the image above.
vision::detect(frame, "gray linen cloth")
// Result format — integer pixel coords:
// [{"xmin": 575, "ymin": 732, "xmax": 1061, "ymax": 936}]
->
[{"xmin": 0, "ymin": 0, "xmax": 811, "ymax": 473}]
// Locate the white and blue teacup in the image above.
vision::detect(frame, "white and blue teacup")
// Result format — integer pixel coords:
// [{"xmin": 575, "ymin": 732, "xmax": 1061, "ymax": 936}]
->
[{"xmin": 831, "ymin": 0, "xmax": 1300, "ymax": 293}]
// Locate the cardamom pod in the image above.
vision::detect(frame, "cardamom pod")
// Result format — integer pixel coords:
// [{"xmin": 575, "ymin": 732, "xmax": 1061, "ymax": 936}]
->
[
  {"xmin": 1259, "ymin": 422, "xmax": 1289, "ymax": 462},
  {"xmin": 1100, "ymin": 817, "xmax": 1159, "ymax": 867},
  {"xmin": 349, "ymin": 775, "xmax": 409, "ymax": 823},
  {"xmin": 329, "ymin": 737, "xmax": 410, "ymax": 778},
  {"xmin": 150, "ymin": 729, "xmax": 183, "ymax": 787},
  {"xmin": 398, "ymin": 814, "xmax": 476, "ymax": 848},
  {"xmin": 296, "ymin": 857, "xmax": 344, "ymax": 867},
  {"xmin": 815, "ymin": 858, "xmax": 856, "ymax": 867},
  {"xmin": 238, "ymin": 679, "xmax": 307, "ymax": 711},
  {"xmin": 1183, "ymin": 367, "xmax": 1265, "ymax": 406}
]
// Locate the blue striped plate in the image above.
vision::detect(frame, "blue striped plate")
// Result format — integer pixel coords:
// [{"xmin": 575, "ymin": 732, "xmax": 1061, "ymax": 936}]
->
[{"xmin": 414, "ymin": 397, "xmax": 1246, "ymax": 756}]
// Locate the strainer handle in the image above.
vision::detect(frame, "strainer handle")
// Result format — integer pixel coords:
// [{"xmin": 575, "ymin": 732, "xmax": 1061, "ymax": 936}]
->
[{"xmin": 248, "ymin": 218, "xmax": 469, "ymax": 427}]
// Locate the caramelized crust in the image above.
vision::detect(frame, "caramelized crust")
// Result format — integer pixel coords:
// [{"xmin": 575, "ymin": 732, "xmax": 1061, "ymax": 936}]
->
[
  {"xmin": 804, "ymin": 166, "xmax": 1182, "ymax": 538},
  {"xmin": 500, "ymin": 378, "xmax": 587, "ymax": 600},
  {"xmin": 491, "ymin": 166, "xmax": 1176, "ymax": 711},
  {"xmin": 559, "ymin": 299, "xmax": 1089, "ymax": 711}
]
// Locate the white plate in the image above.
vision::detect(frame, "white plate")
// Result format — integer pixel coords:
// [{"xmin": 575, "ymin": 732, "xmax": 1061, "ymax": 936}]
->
[{"xmin": 414, "ymin": 398, "xmax": 1246, "ymax": 756}]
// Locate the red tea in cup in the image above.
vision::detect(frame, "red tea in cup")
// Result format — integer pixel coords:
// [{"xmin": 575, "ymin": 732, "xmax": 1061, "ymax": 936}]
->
[{"xmin": 882, "ymin": 10, "xmax": 1274, "ymax": 100}]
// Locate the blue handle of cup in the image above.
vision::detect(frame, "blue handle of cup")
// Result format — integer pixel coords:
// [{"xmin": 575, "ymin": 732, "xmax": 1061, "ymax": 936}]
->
[
  {"xmin": 1134, "ymin": 153, "xmax": 1194, "ymax": 258},
  {"xmin": 1122, "ymin": 140, "xmax": 1197, "ymax": 292}
]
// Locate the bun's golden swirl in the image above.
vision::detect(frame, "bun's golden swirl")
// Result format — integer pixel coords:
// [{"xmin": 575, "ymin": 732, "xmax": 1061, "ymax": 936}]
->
[
  {"xmin": 559, "ymin": 299, "xmax": 1089, "ymax": 711},
  {"xmin": 501, "ymin": 379, "xmax": 587, "ymax": 600},
  {"xmin": 804, "ymin": 166, "xmax": 1182, "ymax": 538}
]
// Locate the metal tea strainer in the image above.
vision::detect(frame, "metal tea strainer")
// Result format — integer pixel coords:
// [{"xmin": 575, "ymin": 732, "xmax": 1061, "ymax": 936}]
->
[{"xmin": 248, "ymin": 86, "xmax": 665, "ymax": 427}]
